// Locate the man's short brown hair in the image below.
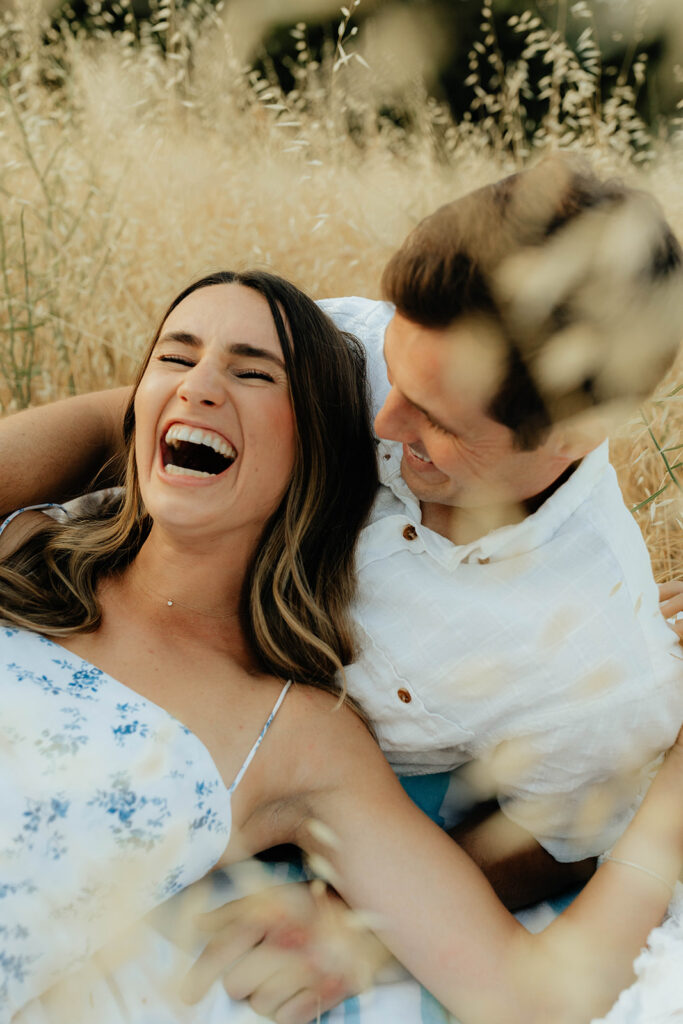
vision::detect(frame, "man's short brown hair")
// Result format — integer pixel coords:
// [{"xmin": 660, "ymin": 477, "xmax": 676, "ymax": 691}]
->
[{"xmin": 382, "ymin": 157, "xmax": 683, "ymax": 450}]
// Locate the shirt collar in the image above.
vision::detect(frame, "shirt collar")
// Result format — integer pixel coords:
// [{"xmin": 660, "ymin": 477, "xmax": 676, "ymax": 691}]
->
[{"xmin": 376, "ymin": 439, "xmax": 610, "ymax": 562}]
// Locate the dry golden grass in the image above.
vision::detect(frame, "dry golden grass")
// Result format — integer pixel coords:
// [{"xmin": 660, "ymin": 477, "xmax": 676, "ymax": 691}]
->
[{"xmin": 0, "ymin": 0, "xmax": 682, "ymax": 576}]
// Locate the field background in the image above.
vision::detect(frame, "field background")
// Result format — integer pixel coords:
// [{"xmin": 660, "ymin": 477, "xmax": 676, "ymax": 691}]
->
[{"xmin": 1, "ymin": 0, "xmax": 682, "ymax": 579}]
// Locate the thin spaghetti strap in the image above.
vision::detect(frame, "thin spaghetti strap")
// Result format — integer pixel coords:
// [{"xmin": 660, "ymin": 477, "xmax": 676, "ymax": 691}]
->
[
  {"xmin": 228, "ymin": 680, "xmax": 293, "ymax": 795},
  {"xmin": 0, "ymin": 503, "xmax": 70, "ymax": 537}
]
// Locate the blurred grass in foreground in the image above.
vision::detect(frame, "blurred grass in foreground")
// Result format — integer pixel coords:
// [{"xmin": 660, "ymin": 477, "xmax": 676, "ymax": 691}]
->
[{"xmin": 0, "ymin": 0, "xmax": 682, "ymax": 577}]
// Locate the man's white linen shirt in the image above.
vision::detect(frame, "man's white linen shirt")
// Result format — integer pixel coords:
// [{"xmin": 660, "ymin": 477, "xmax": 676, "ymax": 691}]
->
[{"xmin": 321, "ymin": 296, "xmax": 683, "ymax": 862}]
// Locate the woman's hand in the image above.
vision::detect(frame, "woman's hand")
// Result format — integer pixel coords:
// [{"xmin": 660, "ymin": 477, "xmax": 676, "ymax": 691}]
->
[
  {"xmin": 183, "ymin": 881, "xmax": 393, "ymax": 1024},
  {"xmin": 658, "ymin": 580, "xmax": 683, "ymax": 640}
]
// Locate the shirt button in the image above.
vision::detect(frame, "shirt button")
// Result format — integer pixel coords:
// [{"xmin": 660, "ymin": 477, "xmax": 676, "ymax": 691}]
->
[
  {"xmin": 402, "ymin": 524, "xmax": 418, "ymax": 541},
  {"xmin": 397, "ymin": 688, "xmax": 412, "ymax": 704},
  {"xmin": 383, "ymin": 453, "xmax": 391, "ymax": 461}
]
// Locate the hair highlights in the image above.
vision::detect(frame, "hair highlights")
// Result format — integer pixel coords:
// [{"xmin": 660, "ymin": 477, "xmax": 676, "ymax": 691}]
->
[{"xmin": 0, "ymin": 271, "xmax": 378, "ymax": 697}]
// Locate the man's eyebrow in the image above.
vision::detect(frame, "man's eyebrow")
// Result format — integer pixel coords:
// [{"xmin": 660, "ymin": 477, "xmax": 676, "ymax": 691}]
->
[
  {"xmin": 157, "ymin": 333, "xmax": 285, "ymax": 369},
  {"xmin": 382, "ymin": 341, "xmax": 454, "ymax": 434}
]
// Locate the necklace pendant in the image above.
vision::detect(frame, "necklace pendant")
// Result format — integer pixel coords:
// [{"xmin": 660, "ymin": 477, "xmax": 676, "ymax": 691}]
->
[{"xmin": 167, "ymin": 600, "xmax": 173, "ymax": 607}]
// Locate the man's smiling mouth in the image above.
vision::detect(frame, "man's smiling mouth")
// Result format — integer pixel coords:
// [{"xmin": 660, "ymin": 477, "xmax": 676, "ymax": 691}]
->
[
  {"xmin": 161, "ymin": 424, "xmax": 237, "ymax": 479},
  {"xmin": 407, "ymin": 443, "xmax": 433, "ymax": 464}
]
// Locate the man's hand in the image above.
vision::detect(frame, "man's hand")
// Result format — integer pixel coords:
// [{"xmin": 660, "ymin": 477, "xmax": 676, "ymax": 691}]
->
[
  {"xmin": 182, "ymin": 882, "xmax": 393, "ymax": 1024},
  {"xmin": 658, "ymin": 580, "xmax": 683, "ymax": 641}
]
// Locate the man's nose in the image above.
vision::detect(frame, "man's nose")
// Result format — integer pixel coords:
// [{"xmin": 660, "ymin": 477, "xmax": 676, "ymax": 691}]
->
[
  {"xmin": 177, "ymin": 361, "xmax": 225, "ymax": 407},
  {"xmin": 374, "ymin": 387, "xmax": 416, "ymax": 442}
]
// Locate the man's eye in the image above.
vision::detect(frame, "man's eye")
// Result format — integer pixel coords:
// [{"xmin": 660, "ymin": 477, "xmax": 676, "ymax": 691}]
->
[
  {"xmin": 235, "ymin": 369, "xmax": 275, "ymax": 383},
  {"xmin": 426, "ymin": 414, "xmax": 452, "ymax": 437},
  {"xmin": 158, "ymin": 354, "xmax": 195, "ymax": 367}
]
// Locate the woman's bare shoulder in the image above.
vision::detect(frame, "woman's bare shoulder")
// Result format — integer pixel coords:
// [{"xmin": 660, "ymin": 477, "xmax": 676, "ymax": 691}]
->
[
  {"xmin": 267, "ymin": 682, "xmax": 394, "ymax": 801},
  {"xmin": 286, "ymin": 683, "xmax": 376, "ymax": 745}
]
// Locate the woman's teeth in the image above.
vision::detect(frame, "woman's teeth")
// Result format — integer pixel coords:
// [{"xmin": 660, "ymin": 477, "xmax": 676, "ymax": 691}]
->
[
  {"xmin": 165, "ymin": 423, "xmax": 236, "ymax": 460},
  {"xmin": 162, "ymin": 424, "xmax": 237, "ymax": 476},
  {"xmin": 164, "ymin": 464, "xmax": 215, "ymax": 478}
]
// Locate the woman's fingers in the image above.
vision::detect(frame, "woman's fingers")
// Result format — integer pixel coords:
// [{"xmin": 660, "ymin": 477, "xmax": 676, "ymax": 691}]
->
[
  {"xmin": 657, "ymin": 580, "xmax": 683, "ymax": 602},
  {"xmin": 181, "ymin": 914, "xmax": 268, "ymax": 1003},
  {"xmin": 248, "ymin": 961, "xmax": 350, "ymax": 1023},
  {"xmin": 198, "ymin": 884, "xmax": 316, "ymax": 937},
  {"xmin": 660, "ymin": 596, "xmax": 683, "ymax": 619},
  {"xmin": 183, "ymin": 882, "xmax": 386, "ymax": 1017},
  {"xmin": 658, "ymin": 581, "xmax": 683, "ymax": 639},
  {"xmin": 662, "ymin": 611, "xmax": 683, "ymax": 639},
  {"xmin": 272, "ymin": 978, "xmax": 351, "ymax": 1024},
  {"xmin": 223, "ymin": 945, "xmax": 309, "ymax": 1002},
  {"xmin": 183, "ymin": 884, "xmax": 325, "ymax": 1004},
  {"xmin": 186, "ymin": 932, "xmax": 352, "ymax": 1021}
]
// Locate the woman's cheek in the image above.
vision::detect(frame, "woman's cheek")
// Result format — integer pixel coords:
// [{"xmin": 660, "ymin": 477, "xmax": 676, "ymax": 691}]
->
[
  {"xmin": 132, "ymin": 377, "xmax": 162, "ymax": 482},
  {"xmin": 263, "ymin": 399, "xmax": 296, "ymax": 493}
]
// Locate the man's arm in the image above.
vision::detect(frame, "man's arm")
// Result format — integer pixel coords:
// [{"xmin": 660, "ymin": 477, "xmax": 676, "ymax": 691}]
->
[
  {"xmin": 0, "ymin": 387, "xmax": 130, "ymax": 516},
  {"xmin": 450, "ymin": 800, "xmax": 595, "ymax": 911}
]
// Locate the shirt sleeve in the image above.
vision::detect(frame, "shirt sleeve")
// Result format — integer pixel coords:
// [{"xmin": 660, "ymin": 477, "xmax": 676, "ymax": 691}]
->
[
  {"xmin": 489, "ymin": 631, "xmax": 683, "ymax": 863},
  {"xmin": 493, "ymin": 736, "xmax": 663, "ymax": 863}
]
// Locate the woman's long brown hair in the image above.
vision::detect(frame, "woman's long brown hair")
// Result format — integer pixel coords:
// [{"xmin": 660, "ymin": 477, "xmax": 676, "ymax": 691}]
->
[{"xmin": 0, "ymin": 271, "xmax": 379, "ymax": 696}]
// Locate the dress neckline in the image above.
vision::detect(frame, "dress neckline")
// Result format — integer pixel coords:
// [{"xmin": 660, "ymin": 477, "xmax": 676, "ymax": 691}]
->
[{"xmin": 29, "ymin": 631, "xmax": 232, "ymax": 800}]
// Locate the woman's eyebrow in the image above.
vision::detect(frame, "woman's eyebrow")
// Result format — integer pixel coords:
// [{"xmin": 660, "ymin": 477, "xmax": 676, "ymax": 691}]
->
[
  {"xmin": 229, "ymin": 343, "xmax": 286, "ymax": 369},
  {"xmin": 158, "ymin": 330, "xmax": 200, "ymax": 347}
]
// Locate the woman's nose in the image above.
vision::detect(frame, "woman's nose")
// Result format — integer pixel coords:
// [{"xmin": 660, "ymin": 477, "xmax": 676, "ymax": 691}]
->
[{"xmin": 177, "ymin": 361, "xmax": 225, "ymax": 407}]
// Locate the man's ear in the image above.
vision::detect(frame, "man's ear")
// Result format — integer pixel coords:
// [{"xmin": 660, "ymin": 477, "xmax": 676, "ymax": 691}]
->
[{"xmin": 546, "ymin": 399, "xmax": 637, "ymax": 462}]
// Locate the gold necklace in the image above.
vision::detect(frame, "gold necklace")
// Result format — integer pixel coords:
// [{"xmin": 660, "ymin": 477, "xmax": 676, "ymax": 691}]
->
[
  {"xmin": 127, "ymin": 575, "xmax": 230, "ymax": 620},
  {"xmin": 162, "ymin": 595, "xmax": 227, "ymax": 618}
]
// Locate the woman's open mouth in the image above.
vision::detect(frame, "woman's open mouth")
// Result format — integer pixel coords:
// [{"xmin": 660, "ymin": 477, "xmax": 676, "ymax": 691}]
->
[{"xmin": 160, "ymin": 423, "xmax": 237, "ymax": 479}]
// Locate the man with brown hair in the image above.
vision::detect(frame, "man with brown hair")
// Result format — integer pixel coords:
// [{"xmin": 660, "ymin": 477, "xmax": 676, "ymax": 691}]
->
[{"xmin": 318, "ymin": 157, "xmax": 683, "ymax": 890}]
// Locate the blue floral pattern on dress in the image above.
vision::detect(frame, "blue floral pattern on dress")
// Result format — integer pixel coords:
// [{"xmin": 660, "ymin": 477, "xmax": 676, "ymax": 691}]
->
[
  {"xmin": 111, "ymin": 701, "xmax": 150, "ymax": 746},
  {"xmin": 0, "ymin": 628, "xmax": 233, "ymax": 1018}
]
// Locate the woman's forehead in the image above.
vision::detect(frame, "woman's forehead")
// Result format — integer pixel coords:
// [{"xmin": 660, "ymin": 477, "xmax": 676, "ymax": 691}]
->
[{"xmin": 162, "ymin": 283, "xmax": 283, "ymax": 354}]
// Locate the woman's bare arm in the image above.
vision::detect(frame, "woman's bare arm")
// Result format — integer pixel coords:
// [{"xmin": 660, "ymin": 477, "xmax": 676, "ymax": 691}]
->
[
  {"xmin": 0, "ymin": 388, "xmax": 130, "ymax": 516},
  {"xmin": 296, "ymin": 709, "xmax": 683, "ymax": 1024},
  {"xmin": 191, "ymin": 692, "xmax": 683, "ymax": 1023}
]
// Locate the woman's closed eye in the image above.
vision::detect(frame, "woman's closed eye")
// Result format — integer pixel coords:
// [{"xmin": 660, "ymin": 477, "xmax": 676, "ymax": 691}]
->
[
  {"xmin": 234, "ymin": 368, "xmax": 276, "ymax": 383},
  {"xmin": 157, "ymin": 355, "xmax": 275, "ymax": 383},
  {"xmin": 158, "ymin": 353, "xmax": 195, "ymax": 368}
]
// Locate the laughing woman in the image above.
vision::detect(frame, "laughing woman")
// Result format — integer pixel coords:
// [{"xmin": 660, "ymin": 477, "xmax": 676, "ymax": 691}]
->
[
  {"xmin": 1, "ymin": 270, "xmax": 683, "ymax": 1024},
  {"xmin": 0, "ymin": 270, "xmax": 379, "ymax": 1019}
]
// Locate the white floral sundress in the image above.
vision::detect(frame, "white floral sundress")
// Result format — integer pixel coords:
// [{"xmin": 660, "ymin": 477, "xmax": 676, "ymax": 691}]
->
[{"xmin": 0, "ymin": 626, "xmax": 289, "ymax": 1022}]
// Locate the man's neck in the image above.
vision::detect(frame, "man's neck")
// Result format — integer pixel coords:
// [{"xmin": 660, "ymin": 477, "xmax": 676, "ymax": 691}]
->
[
  {"xmin": 420, "ymin": 461, "xmax": 579, "ymax": 545},
  {"xmin": 420, "ymin": 501, "xmax": 524, "ymax": 545},
  {"xmin": 522, "ymin": 459, "xmax": 579, "ymax": 515}
]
